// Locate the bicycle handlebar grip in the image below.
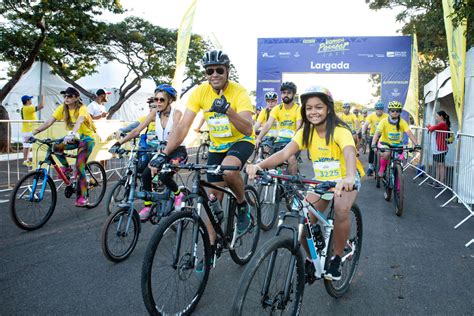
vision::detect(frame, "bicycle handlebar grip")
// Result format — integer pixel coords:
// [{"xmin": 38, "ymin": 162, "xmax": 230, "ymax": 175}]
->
[{"xmin": 220, "ymin": 165, "xmax": 240, "ymax": 171}]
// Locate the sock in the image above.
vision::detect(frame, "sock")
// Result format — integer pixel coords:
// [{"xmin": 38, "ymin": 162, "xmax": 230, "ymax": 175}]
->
[{"xmin": 379, "ymin": 158, "xmax": 389, "ymax": 174}]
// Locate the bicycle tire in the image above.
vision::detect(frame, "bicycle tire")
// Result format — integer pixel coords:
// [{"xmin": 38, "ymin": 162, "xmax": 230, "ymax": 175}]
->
[
  {"xmin": 101, "ymin": 206, "xmax": 140, "ymax": 262},
  {"xmin": 104, "ymin": 178, "xmax": 129, "ymax": 216},
  {"xmin": 231, "ymin": 235, "xmax": 305, "ymax": 315},
  {"xmin": 141, "ymin": 210, "xmax": 211, "ymax": 315},
  {"xmin": 10, "ymin": 171, "xmax": 57, "ymax": 231},
  {"xmin": 375, "ymin": 153, "xmax": 381, "ymax": 188},
  {"xmin": 85, "ymin": 161, "xmax": 107, "ymax": 209},
  {"xmin": 256, "ymin": 181, "xmax": 279, "ymax": 231},
  {"xmin": 195, "ymin": 143, "xmax": 209, "ymax": 164},
  {"xmin": 324, "ymin": 203, "xmax": 363, "ymax": 298},
  {"xmin": 229, "ymin": 185, "xmax": 261, "ymax": 265},
  {"xmin": 394, "ymin": 164, "xmax": 405, "ymax": 217},
  {"xmin": 384, "ymin": 169, "xmax": 392, "ymax": 202}
]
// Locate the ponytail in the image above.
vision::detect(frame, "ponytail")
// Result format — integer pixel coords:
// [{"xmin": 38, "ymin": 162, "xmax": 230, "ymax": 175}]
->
[{"xmin": 437, "ymin": 111, "xmax": 451, "ymax": 129}]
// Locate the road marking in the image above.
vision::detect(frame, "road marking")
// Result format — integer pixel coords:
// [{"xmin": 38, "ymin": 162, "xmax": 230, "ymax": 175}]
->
[{"xmin": 0, "ymin": 199, "xmax": 9, "ymax": 203}]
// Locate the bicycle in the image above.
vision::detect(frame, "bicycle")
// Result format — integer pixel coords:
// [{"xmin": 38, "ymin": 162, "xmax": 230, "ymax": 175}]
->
[
  {"xmin": 195, "ymin": 130, "xmax": 210, "ymax": 164},
  {"xmin": 378, "ymin": 144, "xmax": 416, "ymax": 217},
  {"xmin": 141, "ymin": 163, "xmax": 261, "ymax": 315},
  {"xmin": 9, "ymin": 137, "xmax": 107, "ymax": 231},
  {"xmin": 231, "ymin": 170, "xmax": 363, "ymax": 315},
  {"xmin": 101, "ymin": 146, "xmax": 190, "ymax": 262}
]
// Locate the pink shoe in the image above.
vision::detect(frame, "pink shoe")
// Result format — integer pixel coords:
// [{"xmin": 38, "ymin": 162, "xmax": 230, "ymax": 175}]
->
[
  {"xmin": 174, "ymin": 192, "xmax": 185, "ymax": 210},
  {"xmin": 75, "ymin": 196, "xmax": 89, "ymax": 207},
  {"xmin": 139, "ymin": 206, "xmax": 152, "ymax": 221}
]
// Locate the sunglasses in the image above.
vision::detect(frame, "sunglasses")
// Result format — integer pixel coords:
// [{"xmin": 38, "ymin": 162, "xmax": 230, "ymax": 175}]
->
[
  {"xmin": 205, "ymin": 67, "xmax": 225, "ymax": 76},
  {"xmin": 389, "ymin": 109, "xmax": 401, "ymax": 113},
  {"xmin": 154, "ymin": 97, "xmax": 166, "ymax": 103}
]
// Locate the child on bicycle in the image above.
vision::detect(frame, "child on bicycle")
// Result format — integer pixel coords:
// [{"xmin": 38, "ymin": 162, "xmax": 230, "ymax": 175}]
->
[
  {"xmin": 31, "ymin": 87, "xmax": 96, "ymax": 207},
  {"xmin": 247, "ymin": 86, "xmax": 364, "ymax": 281},
  {"xmin": 370, "ymin": 101, "xmax": 419, "ymax": 178},
  {"xmin": 110, "ymin": 84, "xmax": 187, "ymax": 221},
  {"xmin": 253, "ymin": 91, "xmax": 279, "ymax": 158}
]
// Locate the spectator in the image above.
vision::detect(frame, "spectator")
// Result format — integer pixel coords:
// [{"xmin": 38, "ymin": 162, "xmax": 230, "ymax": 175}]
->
[
  {"xmin": 427, "ymin": 111, "xmax": 450, "ymax": 188},
  {"xmin": 88, "ymin": 88, "xmax": 111, "ymax": 120},
  {"xmin": 20, "ymin": 95, "xmax": 44, "ymax": 167}
]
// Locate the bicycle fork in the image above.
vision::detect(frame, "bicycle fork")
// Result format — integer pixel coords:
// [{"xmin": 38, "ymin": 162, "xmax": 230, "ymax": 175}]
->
[{"xmin": 29, "ymin": 168, "xmax": 50, "ymax": 202}]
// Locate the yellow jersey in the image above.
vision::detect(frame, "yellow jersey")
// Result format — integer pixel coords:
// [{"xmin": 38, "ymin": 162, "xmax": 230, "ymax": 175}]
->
[
  {"xmin": 257, "ymin": 108, "xmax": 278, "ymax": 137},
  {"xmin": 138, "ymin": 115, "xmax": 156, "ymax": 133},
  {"xmin": 187, "ymin": 81, "xmax": 255, "ymax": 152},
  {"xmin": 366, "ymin": 112, "xmax": 388, "ymax": 136},
  {"xmin": 293, "ymin": 127, "xmax": 364, "ymax": 181},
  {"xmin": 376, "ymin": 117, "xmax": 410, "ymax": 145},
  {"xmin": 52, "ymin": 104, "xmax": 95, "ymax": 138},
  {"xmin": 338, "ymin": 113, "xmax": 358, "ymax": 132},
  {"xmin": 270, "ymin": 103, "xmax": 302, "ymax": 141},
  {"xmin": 21, "ymin": 105, "xmax": 38, "ymax": 133}
]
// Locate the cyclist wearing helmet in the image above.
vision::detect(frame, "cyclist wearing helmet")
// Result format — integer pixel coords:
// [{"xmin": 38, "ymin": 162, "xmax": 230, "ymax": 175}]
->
[
  {"xmin": 247, "ymin": 86, "xmax": 364, "ymax": 281},
  {"xmin": 371, "ymin": 101, "xmax": 419, "ymax": 178},
  {"xmin": 254, "ymin": 91, "xmax": 278, "ymax": 135},
  {"xmin": 362, "ymin": 101, "xmax": 388, "ymax": 176},
  {"xmin": 339, "ymin": 102, "xmax": 360, "ymax": 144},
  {"xmin": 156, "ymin": 50, "xmax": 255, "ymax": 250},
  {"xmin": 110, "ymin": 84, "xmax": 187, "ymax": 221},
  {"xmin": 256, "ymin": 81, "xmax": 302, "ymax": 175}
]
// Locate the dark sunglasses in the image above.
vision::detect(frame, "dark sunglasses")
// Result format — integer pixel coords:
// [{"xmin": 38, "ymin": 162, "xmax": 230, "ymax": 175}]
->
[
  {"xmin": 154, "ymin": 97, "xmax": 166, "ymax": 102},
  {"xmin": 205, "ymin": 67, "xmax": 225, "ymax": 76},
  {"xmin": 389, "ymin": 109, "xmax": 401, "ymax": 113}
]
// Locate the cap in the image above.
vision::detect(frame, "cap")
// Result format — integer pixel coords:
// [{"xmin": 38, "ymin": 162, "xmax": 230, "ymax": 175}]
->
[
  {"xmin": 96, "ymin": 88, "xmax": 111, "ymax": 96},
  {"xmin": 21, "ymin": 95, "xmax": 34, "ymax": 104},
  {"xmin": 60, "ymin": 87, "xmax": 80, "ymax": 97}
]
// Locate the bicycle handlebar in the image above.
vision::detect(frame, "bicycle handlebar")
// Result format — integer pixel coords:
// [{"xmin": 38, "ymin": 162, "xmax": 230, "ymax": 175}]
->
[{"xmin": 160, "ymin": 163, "xmax": 239, "ymax": 174}]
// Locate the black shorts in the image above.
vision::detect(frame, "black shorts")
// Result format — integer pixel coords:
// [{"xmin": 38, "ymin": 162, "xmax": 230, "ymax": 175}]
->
[
  {"xmin": 433, "ymin": 152, "xmax": 447, "ymax": 163},
  {"xmin": 207, "ymin": 141, "xmax": 255, "ymax": 183},
  {"xmin": 168, "ymin": 145, "xmax": 188, "ymax": 163}
]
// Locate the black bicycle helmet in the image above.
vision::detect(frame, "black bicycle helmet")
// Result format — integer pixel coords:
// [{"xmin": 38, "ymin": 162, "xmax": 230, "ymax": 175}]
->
[
  {"xmin": 280, "ymin": 81, "xmax": 297, "ymax": 94},
  {"xmin": 202, "ymin": 50, "xmax": 230, "ymax": 68}
]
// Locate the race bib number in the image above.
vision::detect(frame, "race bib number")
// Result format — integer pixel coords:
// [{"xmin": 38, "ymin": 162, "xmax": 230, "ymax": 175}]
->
[
  {"xmin": 208, "ymin": 116, "xmax": 232, "ymax": 138},
  {"xmin": 313, "ymin": 160, "xmax": 342, "ymax": 181},
  {"xmin": 279, "ymin": 128, "xmax": 295, "ymax": 139}
]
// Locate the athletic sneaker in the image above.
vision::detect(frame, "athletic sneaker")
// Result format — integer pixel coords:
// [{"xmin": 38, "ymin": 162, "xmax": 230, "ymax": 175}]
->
[
  {"xmin": 236, "ymin": 203, "xmax": 251, "ymax": 234},
  {"xmin": 22, "ymin": 160, "xmax": 32, "ymax": 167},
  {"xmin": 366, "ymin": 167, "xmax": 374, "ymax": 177},
  {"xmin": 75, "ymin": 196, "xmax": 89, "ymax": 207},
  {"xmin": 139, "ymin": 206, "xmax": 152, "ymax": 221},
  {"xmin": 325, "ymin": 255, "xmax": 342, "ymax": 281}
]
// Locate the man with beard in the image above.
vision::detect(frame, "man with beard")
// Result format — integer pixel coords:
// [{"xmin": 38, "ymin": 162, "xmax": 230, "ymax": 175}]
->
[{"xmin": 256, "ymin": 81, "xmax": 302, "ymax": 175}]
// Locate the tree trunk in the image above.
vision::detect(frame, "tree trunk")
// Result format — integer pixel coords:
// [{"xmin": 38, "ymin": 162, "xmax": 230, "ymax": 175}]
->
[
  {"xmin": 0, "ymin": 105, "xmax": 11, "ymax": 153},
  {"xmin": 107, "ymin": 78, "xmax": 141, "ymax": 118}
]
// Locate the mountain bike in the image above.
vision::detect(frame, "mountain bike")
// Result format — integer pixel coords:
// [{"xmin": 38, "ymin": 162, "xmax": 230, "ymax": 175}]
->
[
  {"xmin": 141, "ymin": 163, "xmax": 261, "ymax": 315},
  {"xmin": 9, "ymin": 137, "xmax": 107, "ymax": 231},
  {"xmin": 231, "ymin": 170, "xmax": 363, "ymax": 315},
  {"xmin": 195, "ymin": 130, "xmax": 210, "ymax": 164}
]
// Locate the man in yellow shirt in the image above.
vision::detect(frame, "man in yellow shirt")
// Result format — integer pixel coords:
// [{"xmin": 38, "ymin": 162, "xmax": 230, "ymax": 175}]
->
[
  {"xmin": 338, "ymin": 103, "xmax": 359, "ymax": 145},
  {"xmin": 20, "ymin": 95, "xmax": 44, "ymax": 167},
  {"xmin": 362, "ymin": 101, "xmax": 388, "ymax": 176},
  {"xmin": 256, "ymin": 82, "xmax": 302, "ymax": 175},
  {"xmin": 153, "ymin": 50, "xmax": 255, "ymax": 252}
]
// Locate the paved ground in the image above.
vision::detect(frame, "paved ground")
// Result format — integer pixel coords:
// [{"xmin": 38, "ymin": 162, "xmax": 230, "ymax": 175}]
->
[{"xmin": 1, "ymin": 154, "xmax": 473, "ymax": 315}]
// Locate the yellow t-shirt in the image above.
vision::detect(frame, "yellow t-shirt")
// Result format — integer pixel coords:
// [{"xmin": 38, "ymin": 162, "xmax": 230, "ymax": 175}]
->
[
  {"xmin": 21, "ymin": 105, "xmax": 37, "ymax": 132},
  {"xmin": 377, "ymin": 117, "xmax": 410, "ymax": 145},
  {"xmin": 338, "ymin": 113, "xmax": 358, "ymax": 132},
  {"xmin": 366, "ymin": 112, "xmax": 388, "ymax": 136},
  {"xmin": 293, "ymin": 127, "xmax": 364, "ymax": 181},
  {"xmin": 138, "ymin": 115, "xmax": 156, "ymax": 133},
  {"xmin": 257, "ymin": 109, "xmax": 278, "ymax": 137},
  {"xmin": 270, "ymin": 103, "xmax": 302, "ymax": 141},
  {"xmin": 187, "ymin": 81, "xmax": 255, "ymax": 152},
  {"xmin": 52, "ymin": 104, "xmax": 95, "ymax": 138}
]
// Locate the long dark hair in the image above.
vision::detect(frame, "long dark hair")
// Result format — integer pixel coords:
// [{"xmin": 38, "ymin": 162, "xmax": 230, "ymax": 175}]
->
[
  {"xmin": 301, "ymin": 93, "xmax": 350, "ymax": 147},
  {"xmin": 437, "ymin": 110, "xmax": 451, "ymax": 129}
]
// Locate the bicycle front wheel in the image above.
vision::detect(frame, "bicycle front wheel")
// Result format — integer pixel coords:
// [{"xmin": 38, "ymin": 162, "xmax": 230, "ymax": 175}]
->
[
  {"xmin": 10, "ymin": 171, "xmax": 57, "ymax": 231},
  {"xmin": 101, "ymin": 207, "xmax": 140, "ymax": 262},
  {"xmin": 85, "ymin": 161, "xmax": 107, "ymax": 209},
  {"xmin": 231, "ymin": 235, "xmax": 305, "ymax": 315},
  {"xmin": 256, "ymin": 182, "xmax": 279, "ymax": 231},
  {"xmin": 324, "ymin": 203, "xmax": 363, "ymax": 298},
  {"xmin": 142, "ymin": 210, "xmax": 211, "ymax": 315},
  {"xmin": 229, "ymin": 185, "xmax": 261, "ymax": 265},
  {"xmin": 394, "ymin": 164, "xmax": 405, "ymax": 217},
  {"xmin": 104, "ymin": 178, "xmax": 129, "ymax": 216},
  {"xmin": 195, "ymin": 143, "xmax": 209, "ymax": 164}
]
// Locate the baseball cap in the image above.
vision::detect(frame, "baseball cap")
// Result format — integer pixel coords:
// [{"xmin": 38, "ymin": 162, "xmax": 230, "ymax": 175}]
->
[
  {"xmin": 21, "ymin": 95, "xmax": 34, "ymax": 104},
  {"xmin": 60, "ymin": 87, "xmax": 80, "ymax": 97},
  {"xmin": 96, "ymin": 88, "xmax": 112, "ymax": 96}
]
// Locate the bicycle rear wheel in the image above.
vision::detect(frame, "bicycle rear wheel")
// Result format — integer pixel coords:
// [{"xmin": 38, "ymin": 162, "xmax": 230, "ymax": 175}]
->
[
  {"xmin": 231, "ymin": 235, "xmax": 305, "ymax": 315},
  {"xmin": 141, "ymin": 210, "xmax": 211, "ymax": 315},
  {"xmin": 256, "ymin": 181, "xmax": 279, "ymax": 231},
  {"xmin": 394, "ymin": 164, "xmax": 405, "ymax": 217},
  {"xmin": 101, "ymin": 207, "xmax": 140, "ymax": 262},
  {"xmin": 195, "ymin": 142, "xmax": 209, "ymax": 164},
  {"xmin": 229, "ymin": 185, "xmax": 261, "ymax": 265},
  {"xmin": 324, "ymin": 203, "xmax": 363, "ymax": 298},
  {"xmin": 10, "ymin": 171, "xmax": 57, "ymax": 231},
  {"xmin": 85, "ymin": 161, "xmax": 107, "ymax": 208}
]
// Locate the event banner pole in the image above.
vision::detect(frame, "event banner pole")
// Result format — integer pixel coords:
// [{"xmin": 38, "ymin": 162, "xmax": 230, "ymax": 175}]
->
[{"xmin": 405, "ymin": 33, "xmax": 420, "ymax": 126}]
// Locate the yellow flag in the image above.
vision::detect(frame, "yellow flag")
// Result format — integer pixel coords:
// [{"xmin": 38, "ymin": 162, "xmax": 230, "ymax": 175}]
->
[
  {"xmin": 442, "ymin": 0, "xmax": 467, "ymax": 129},
  {"xmin": 172, "ymin": 0, "xmax": 198, "ymax": 100},
  {"xmin": 405, "ymin": 34, "xmax": 420, "ymax": 126}
]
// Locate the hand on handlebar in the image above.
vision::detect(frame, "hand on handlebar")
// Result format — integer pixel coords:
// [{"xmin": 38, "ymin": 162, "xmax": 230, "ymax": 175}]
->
[
  {"xmin": 109, "ymin": 142, "xmax": 121, "ymax": 154},
  {"xmin": 246, "ymin": 164, "xmax": 262, "ymax": 181},
  {"xmin": 25, "ymin": 136, "xmax": 36, "ymax": 144},
  {"xmin": 334, "ymin": 176, "xmax": 356, "ymax": 197},
  {"xmin": 64, "ymin": 132, "xmax": 79, "ymax": 144}
]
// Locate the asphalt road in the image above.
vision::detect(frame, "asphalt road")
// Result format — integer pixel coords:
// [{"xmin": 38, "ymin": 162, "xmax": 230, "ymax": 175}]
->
[{"xmin": 1, "ymin": 155, "xmax": 473, "ymax": 315}]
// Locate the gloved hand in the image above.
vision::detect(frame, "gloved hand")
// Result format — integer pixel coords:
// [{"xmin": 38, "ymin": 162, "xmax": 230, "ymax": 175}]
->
[
  {"xmin": 149, "ymin": 152, "xmax": 168, "ymax": 169},
  {"xmin": 64, "ymin": 132, "xmax": 78, "ymax": 144},
  {"xmin": 209, "ymin": 95, "xmax": 231, "ymax": 114},
  {"xmin": 414, "ymin": 144, "xmax": 422, "ymax": 151},
  {"xmin": 25, "ymin": 136, "xmax": 36, "ymax": 144},
  {"xmin": 109, "ymin": 142, "xmax": 121, "ymax": 154}
]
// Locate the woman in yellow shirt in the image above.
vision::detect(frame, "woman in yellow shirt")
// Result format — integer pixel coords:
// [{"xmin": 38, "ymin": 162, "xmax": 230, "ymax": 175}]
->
[
  {"xmin": 371, "ymin": 101, "xmax": 419, "ymax": 177},
  {"xmin": 32, "ymin": 87, "xmax": 96, "ymax": 207},
  {"xmin": 247, "ymin": 86, "xmax": 363, "ymax": 281}
]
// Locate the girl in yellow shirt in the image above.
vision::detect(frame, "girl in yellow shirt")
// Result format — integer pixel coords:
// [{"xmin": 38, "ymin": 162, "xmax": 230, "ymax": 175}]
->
[{"xmin": 247, "ymin": 86, "xmax": 363, "ymax": 281}]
